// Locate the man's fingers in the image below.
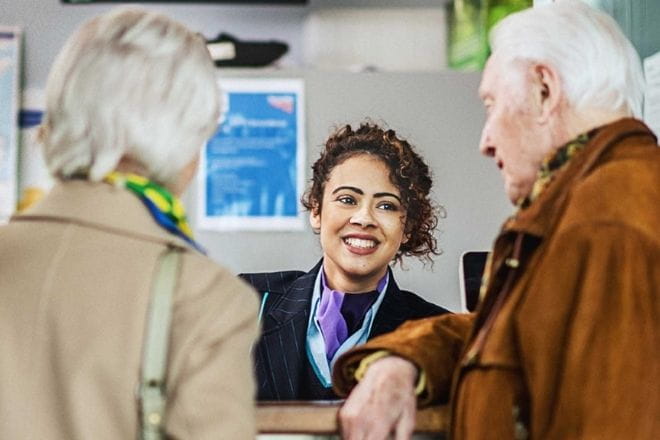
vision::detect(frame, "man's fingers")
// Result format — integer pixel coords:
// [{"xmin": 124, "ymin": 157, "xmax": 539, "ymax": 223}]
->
[
  {"xmin": 338, "ymin": 400, "xmax": 362, "ymax": 439},
  {"xmin": 338, "ymin": 356, "xmax": 419, "ymax": 440},
  {"xmin": 339, "ymin": 384, "xmax": 369, "ymax": 439},
  {"xmin": 339, "ymin": 386, "xmax": 390, "ymax": 439},
  {"xmin": 393, "ymin": 398, "xmax": 416, "ymax": 440}
]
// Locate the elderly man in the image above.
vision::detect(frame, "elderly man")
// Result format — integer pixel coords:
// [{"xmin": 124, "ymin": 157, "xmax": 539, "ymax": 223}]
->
[{"xmin": 331, "ymin": 1, "xmax": 660, "ymax": 439}]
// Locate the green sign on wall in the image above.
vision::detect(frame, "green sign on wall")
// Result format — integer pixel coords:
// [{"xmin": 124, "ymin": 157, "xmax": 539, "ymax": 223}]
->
[{"xmin": 447, "ymin": 0, "xmax": 532, "ymax": 71}]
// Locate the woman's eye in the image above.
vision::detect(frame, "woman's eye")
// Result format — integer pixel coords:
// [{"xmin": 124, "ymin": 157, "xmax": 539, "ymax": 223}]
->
[
  {"xmin": 337, "ymin": 195, "xmax": 356, "ymax": 205},
  {"xmin": 378, "ymin": 202, "xmax": 399, "ymax": 211}
]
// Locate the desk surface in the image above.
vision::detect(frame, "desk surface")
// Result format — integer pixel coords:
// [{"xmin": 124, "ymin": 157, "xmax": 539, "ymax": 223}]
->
[{"xmin": 257, "ymin": 401, "xmax": 449, "ymax": 435}]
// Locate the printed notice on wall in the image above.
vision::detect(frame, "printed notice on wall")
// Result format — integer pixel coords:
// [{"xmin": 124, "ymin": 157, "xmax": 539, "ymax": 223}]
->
[
  {"xmin": 197, "ymin": 78, "xmax": 305, "ymax": 231},
  {"xmin": 0, "ymin": 27, "xmax": 21, "ymax": 222},
  {"xmin": 644, "ymin": 51, "xmax": 660, "ymax": 138}
]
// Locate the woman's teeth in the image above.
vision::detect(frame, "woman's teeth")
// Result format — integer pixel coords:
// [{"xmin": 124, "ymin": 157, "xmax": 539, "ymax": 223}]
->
[{"xmin": 344, "ymin": 237, "xmax": 377, "ymax": 249}]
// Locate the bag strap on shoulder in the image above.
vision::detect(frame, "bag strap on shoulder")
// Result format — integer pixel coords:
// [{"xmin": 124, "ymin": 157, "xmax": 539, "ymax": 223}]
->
[{"xmin": 139, "ymin": 248, "xmax": 181, "ymax": 440}]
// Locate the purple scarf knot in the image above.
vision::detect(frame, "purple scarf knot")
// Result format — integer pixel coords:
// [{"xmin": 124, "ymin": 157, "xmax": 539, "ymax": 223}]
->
[{"xmin": 316, "ymin": 271, "xmax": 387, "ymax": 360}]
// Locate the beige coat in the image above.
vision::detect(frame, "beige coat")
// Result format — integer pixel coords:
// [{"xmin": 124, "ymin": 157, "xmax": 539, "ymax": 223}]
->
[
  {"xmin": 0, "ymin": 180, "xmax": 259, "ymax": 439},
  {"xmin": 335, "ymin": 118, "xmax": 660, "ymax": 438}
]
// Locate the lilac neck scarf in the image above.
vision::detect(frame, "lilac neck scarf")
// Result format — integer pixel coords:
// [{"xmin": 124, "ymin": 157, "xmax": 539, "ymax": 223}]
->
[{"xmin": 316, "ymin": 270, "xmax": 388, "ymax": 360}]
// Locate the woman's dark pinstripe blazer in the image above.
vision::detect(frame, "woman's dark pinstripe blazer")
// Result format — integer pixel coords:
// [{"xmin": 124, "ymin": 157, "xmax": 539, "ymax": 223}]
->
[{"xmin": 240, "ymin": 260, "xmax": 449, "ymax": 400}]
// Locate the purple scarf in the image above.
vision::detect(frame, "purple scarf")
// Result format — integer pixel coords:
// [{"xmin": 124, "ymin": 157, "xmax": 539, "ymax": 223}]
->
[{"xmin": 316, "ymin": 270, "xmax": 388, "ymax": 360}]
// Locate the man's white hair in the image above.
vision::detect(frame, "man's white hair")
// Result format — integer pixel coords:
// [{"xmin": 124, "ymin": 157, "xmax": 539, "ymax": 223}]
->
[
  {"xmin": 40, "ymin": 7, "xmax": 220, "ymax": 184},
  {"xmin": 490, "ymin": 0, "xmax": 644, "ymax": 118}
]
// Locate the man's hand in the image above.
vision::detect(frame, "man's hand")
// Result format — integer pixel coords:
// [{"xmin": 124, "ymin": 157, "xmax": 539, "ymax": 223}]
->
[{"xmin": 338, "ymin": 356, "xmax": 418, "ymax": 440}]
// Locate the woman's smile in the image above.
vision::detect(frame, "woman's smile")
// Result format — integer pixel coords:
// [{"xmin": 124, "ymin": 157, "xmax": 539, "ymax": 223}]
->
[
  {"xmin": 343, "ymin": 234, "xmax": 380, "ymax": 254},
  {"xmin": 310, "ymin": 154, "xmax": 406, "ymax": 293}
]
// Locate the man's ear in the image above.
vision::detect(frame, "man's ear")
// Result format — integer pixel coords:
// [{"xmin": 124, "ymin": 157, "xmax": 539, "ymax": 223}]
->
[
  {"xmin": 309, "ymin": 207, "xmax": 321, "ymax": 232},
  {"xmin": 531, "ymin": 63, "xmax": 563, "ymax": 124}
]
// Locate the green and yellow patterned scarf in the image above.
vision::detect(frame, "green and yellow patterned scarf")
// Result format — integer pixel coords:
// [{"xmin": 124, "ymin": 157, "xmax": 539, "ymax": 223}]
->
[
  {"xmin": 518, "ymin": 132, "xmax": 591, "ymax": 210},
  {"xmin": 106, "ymin": 172, "xmax": 203, "ymax": 253}
]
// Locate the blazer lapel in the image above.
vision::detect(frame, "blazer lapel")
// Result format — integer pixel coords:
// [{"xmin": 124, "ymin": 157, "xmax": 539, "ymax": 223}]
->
[
  {"xmin": 370, "ymin": 270, "xmax": 412, "ymax": 337},
  {"xmin": 256, "ymin": 261, "xmax": 320, "ymax": 400}
]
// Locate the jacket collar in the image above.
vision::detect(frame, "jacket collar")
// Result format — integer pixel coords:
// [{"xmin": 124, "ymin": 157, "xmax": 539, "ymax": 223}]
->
[
  {"xmin": 12, "ymin": 180, "xmax": 194, "ymax": 251},
  {"xmin": 370, "ymin": 270, "xmax": 408, "ymax": 337},
  {"xmin": 257, "ymin": 261, "xmax": 402, "ymax": 399},
  {"xmin": 473, "ymin": 118, "xmax": 656, "ymax": 334},
  {"xmin": 264, "ymin": 260, "xmax": 403, "ymax": 331},
  {"xmin": 503, "ymin": 118, "xmax": 656, "ymax": 239},
  {"xmin": 264, "ymin": 260, "xmax": 321, "ymax": 327}
]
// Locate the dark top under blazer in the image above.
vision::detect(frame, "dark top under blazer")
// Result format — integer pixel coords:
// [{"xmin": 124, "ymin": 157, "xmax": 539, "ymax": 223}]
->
[{"xmin": 240, "ymin": 260, "xmax": 450, "ymax": 400}]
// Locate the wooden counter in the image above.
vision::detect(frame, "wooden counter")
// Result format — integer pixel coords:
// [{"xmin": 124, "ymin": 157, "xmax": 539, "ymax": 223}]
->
[{"xmin": 257, "ymin": 401, "xmax": 449, "ymax": 435}]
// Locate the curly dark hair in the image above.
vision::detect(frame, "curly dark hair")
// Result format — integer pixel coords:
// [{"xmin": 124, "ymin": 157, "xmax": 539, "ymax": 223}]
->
[{"xmin": 302, "ymin": 122, "xmax": 440, "ymax": 264}]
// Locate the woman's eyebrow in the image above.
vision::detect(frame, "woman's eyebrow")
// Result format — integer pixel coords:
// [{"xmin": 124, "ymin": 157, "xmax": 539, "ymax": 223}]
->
[
  {"xmin": 332, "ymin": 185, "xmax": 363, "ymax": 195},
  {"xmin": 374, "ymin": 192, "xmax": 402, "ymax": 203},
  {"xmin": 331, "ymin": 186, "xmax": 402, "ymax": 203}
]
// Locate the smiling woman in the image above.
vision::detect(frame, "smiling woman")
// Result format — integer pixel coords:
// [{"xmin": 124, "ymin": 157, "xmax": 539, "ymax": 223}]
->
[
  {"xmin": 240, "ymin": 122, "xmax": 450, "ymax": 401},
  {"xmin": 310, "ymin": 155, "xmax": 407, "ymax": 294}
]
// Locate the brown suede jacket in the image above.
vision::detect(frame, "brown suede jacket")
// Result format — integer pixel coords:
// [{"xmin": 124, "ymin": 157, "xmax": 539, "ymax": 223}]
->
[{"xmin": 333, "ymin": 118, "xmax": 660, "ymax": 439}]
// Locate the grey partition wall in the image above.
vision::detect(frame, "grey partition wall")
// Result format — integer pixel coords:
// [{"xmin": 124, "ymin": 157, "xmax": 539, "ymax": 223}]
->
[{"xmin": 189, "ymin": 69, "xmax": 512, "ymax": 311}]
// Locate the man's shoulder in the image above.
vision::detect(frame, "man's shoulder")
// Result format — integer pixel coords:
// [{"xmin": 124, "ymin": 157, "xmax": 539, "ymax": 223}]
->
[{"xmin": 564, "ymin": 144, "xmax": 660, "ymax": 238}]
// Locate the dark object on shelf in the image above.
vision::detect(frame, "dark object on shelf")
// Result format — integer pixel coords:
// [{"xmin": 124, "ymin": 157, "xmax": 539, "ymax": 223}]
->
[
  {"xmin": 63, "ymin": 1, "xmax": 306, "ymax": 4},
  {"xmin": 460, "ymin": 251, "xmax": 489, "ymax": 312},
  {"xmin": 206, "ymin": 33, "xmax": 288, "ymax": 67}
]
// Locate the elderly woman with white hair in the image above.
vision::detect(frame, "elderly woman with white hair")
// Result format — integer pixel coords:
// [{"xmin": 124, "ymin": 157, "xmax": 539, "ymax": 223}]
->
[{"xmin": 0, "ymin": 8, "xmax": 258, "ymax": 440}]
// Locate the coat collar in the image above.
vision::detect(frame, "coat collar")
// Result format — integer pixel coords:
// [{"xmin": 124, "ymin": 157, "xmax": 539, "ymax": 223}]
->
[
  {"xmin": 470, "ymin": 118, "xmax": 657, "ymax": 349},
  {"xmin": 503, "ymin": 118, "xmax": 656, "ymax": 239},
  {"xmin": 264, "ymin": 259, "xmax": 404, "ymax": 331},
  {"xmin": 264, "ymin": 260, "xmax": 321, "ymax": 328},
  {"xmin": 11, "ymin": 180, "xmax": 194, "ymax": 251},
  {"xmin": 256, "ymin": 260, "xmax": 406, "ymax": 399},
  {"xmin": 370, "ymin": 271, "xmax": 409, "ymax": 337}
]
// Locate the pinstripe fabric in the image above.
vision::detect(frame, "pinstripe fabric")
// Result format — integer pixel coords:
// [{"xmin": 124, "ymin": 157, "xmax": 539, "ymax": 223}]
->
[{"xmin": 240, "ymin": 260, "xmax": 450, "ymax": 400}]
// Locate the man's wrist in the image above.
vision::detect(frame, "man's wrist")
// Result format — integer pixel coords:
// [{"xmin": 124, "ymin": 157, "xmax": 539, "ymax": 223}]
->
[
  {"xmin": 354, "ymin": 350, "xmax": 427, "ymax": 396},
  {"xmin": 354, "ymin": 350, "xmax": 391, "ymax": 382}
]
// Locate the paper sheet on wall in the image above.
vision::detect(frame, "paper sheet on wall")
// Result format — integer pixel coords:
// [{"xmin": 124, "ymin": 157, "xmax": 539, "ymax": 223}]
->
[
  {"xmin": 18, "ymin": 88, "xmax": 53, "ymax": 213},
  {"xmin": 197, "ymin": 78, "xmax": 305, "ymax": 231},
  {"xmin": 0, "ymin": 27, "xmax": 21, "ymax": 222},
  {"xmin": 644, "ymin": 51, "xmax": 660, "ymax": 138}
]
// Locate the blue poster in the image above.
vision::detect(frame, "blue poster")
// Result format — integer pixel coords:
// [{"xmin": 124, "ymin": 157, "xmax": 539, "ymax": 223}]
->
[
  {"xmin": 198, "ymin": 78, "xmax": 305, "ymax": 230},
  {"xmin": 0, "ymin": 27, "xmax": 21, "ymax": 221}
]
